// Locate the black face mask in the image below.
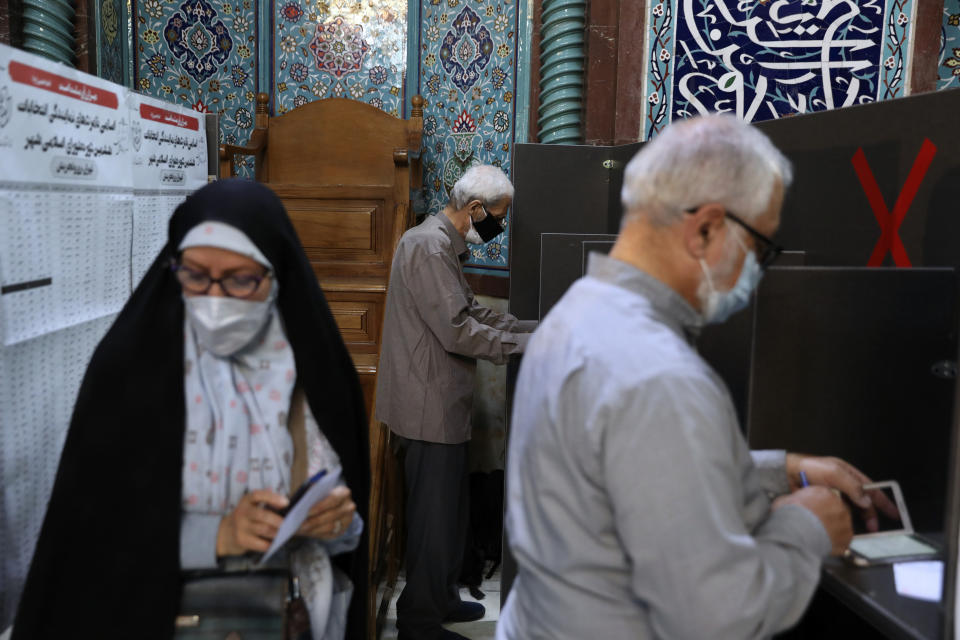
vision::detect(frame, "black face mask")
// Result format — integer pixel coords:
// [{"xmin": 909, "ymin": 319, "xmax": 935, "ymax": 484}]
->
[{"xmin": 475, "ymin": 210, "xmax": 505, "ymax": 243}]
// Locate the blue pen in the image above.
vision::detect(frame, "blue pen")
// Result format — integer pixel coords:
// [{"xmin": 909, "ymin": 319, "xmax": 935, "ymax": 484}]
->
[
  {"xmin": 280, "ymin": 468, "xmax": 328, "ymax": 516},
  {"xmin": 799, "ymin": 470, "xmax": 809, "ymax": 488}
]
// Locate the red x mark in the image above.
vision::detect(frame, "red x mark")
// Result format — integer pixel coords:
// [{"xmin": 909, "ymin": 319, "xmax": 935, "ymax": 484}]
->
[{"xmin": 851, "ymin": 139, "xmax": 937, "ymax": 267}]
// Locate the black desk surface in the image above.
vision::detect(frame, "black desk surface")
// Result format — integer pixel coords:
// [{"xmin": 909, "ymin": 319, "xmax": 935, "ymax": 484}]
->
[{"xmin": 820, "ymin": 554, "xmax": 944, "ymax": 640}]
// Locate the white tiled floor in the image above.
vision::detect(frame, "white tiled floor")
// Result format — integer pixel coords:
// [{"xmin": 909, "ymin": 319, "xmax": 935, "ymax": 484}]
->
[{"xmin": 380, "ymin": 571, "xmax": 501, "ymax": 640}]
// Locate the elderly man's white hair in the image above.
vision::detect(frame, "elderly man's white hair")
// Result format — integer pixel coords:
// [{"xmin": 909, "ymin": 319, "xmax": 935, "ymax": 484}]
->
[
  {"xmin": 450, "ymin": 164, "xmax": 515, "ymax": 210},
  {"xmin": 621, "ymin": 114, "xmax": 793, "ymax": 226}
]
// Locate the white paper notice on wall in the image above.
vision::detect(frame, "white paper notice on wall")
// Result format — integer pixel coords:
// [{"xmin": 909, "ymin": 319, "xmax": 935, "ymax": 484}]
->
[
  {"xmin": 0, "ymin": 313, "xmax": 116, "ymax": 625},
  {"xmin": 129, "ymin": 93, "xmax": 207, "ymax": 191},
  {"xmin": 0, "ymin": 43, "xmax": 209, "ymax": 338},
  {"xmin": 128, "ymin": 92, "xmax": 204, "ymax": 288},
  {"xmin": 0, "ymin": 188, "xmax": 132, "ymax": 346},
  {"xmin": 0, "ymin": 45, "xmax": 133, "ymax": 189},
  {"xmin": 132, "ymin": 193, "xmax": 187, "ymax": 287}
]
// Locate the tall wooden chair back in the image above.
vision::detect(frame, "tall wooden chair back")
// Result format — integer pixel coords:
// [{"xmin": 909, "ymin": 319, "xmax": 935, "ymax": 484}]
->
[{"xmin": 220, "ymin": 93, "xmax": 424, "ymax": 638}]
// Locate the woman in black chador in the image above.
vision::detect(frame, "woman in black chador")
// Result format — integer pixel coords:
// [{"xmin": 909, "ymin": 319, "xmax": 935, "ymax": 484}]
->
[{"xmin": 12, "ymin": 179, "xmax": 370, "ymax": 639}]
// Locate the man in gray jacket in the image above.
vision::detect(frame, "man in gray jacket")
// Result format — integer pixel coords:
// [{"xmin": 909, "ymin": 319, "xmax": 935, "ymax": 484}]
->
[
  {"xmin": 376, "ymin": 165, "xmax": 536, "ymax": 640},
  {"xmin": 500, "ymin": 115, "xmax": 877, "ymax": 639}
]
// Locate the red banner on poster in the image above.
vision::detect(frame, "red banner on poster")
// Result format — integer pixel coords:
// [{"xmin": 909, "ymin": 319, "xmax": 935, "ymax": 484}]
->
[
  {"xmin": 139, "ymin": 103, "xmax": 200, "ymax": 131},
  {"xmin": 8, "ymin": 60, "xmax": 119, "ymax": 109}
]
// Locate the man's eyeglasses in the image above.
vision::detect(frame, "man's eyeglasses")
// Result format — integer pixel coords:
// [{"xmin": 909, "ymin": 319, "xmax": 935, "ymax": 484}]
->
[
  {"xmin": 170, "ymin": 261, "xmax": 271, "ymax": 299},
  {"xmin": 685, "ymin": 207, "xmax": 783, "ymax": 269}
]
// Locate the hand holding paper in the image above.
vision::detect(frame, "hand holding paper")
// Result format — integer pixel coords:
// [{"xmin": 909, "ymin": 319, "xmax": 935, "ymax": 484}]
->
[
  {"xmin": 295, "ymin": 485, "xmax": 357, "ymax": 540},
  {"xmin": 216, "ymin": 489, "xmax": 288, "ymax": 557},
  {"xmin": 260, "ymin": 466, "xmax": 342, "ymax": 564}
]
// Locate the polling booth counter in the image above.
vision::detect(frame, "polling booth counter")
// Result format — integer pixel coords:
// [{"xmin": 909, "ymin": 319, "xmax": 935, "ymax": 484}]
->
[{"xmin": 504, "ymin": 87, "xmax": 960, "ymax": 638}]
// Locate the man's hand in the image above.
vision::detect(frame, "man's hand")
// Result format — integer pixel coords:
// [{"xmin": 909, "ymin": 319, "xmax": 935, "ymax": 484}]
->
[
  {"xmin": 216, "ymin": 490, "xmax": 288, "ymax": 557},
  {"xmin": 784, "ymin": 454, "xmax": 899, "ymax": 533},
  {"xmin": 295, "ymin": 485, "xmax": 356, "ymax": 540},
  {"xmin": 774, "ymin": 486, "xmax": 853, "ymax": 555}
]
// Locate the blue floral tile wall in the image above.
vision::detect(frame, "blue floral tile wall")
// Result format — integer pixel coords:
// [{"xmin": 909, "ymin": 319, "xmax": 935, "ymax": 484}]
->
[
  {"xmin": 418, "ymin": 0, "xmax": 520, "ymax": 273},
  {"xmin": 273, "ymin": 0, "xmax": 407, "ymax": 116},
  {"xmin": 130, "ymin": 0, "xmax": 519, "ymax": 273},
  {"xmin": 644, "ymin": 1, "xmax": 916, "ymax": 139},
  {"xmin": 96, "ymin": 0, "xmax": 125, "ymax": 85},
  {"xmin": 940, "ymin": 2, "xmax": 960, "ymax": 89},
  {"xmin": 134, "ymin": 0, "xmax": 259, "ymax": 168}
]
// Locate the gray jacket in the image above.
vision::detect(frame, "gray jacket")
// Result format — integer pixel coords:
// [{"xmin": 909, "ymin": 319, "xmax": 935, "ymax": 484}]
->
[
  {"xmin": 499, "ymin": 253, "xmax": 830, "ymax": 640},
  {"xmin": 375, "ymin": 213, "xmax": 534, "ymax": 443}
]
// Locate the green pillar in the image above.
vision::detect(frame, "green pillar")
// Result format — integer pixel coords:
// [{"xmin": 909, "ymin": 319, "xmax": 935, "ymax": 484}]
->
[
  {"xmin": 537, "ymin": 0, "xmax": 585, "ymax": 144},
  {"xmin": 22, "ymin": 0, "xmax": 76, "ymax": 66}
]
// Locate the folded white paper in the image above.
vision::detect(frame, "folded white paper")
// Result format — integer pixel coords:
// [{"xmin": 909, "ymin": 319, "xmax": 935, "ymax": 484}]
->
[{"xmin": 260, "ymin": 466, "xmax": 342, "ymax": 564}]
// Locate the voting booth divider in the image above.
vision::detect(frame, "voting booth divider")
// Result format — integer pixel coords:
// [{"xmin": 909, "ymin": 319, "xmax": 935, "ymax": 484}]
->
[
  {"xmin": 507, "ymin": 88, "xmax": 960, "ymax": 638},
  {"xmin": 0, "ymin": 43, "xmax": 210, "ymax": 627}
]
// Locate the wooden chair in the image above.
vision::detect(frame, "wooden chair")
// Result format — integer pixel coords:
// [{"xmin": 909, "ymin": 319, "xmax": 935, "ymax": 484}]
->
[{"xmin": 220, "ymin": 93, "xmax": 423, "ymax": 638}]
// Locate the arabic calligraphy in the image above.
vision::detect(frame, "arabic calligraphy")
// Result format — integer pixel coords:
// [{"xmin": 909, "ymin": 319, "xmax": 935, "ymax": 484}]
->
[
  {"xmin": 23, "ymin": 133, "xmax": 114, "ymax": 158},
  {"xmin": 50, "ymin": 156, "xmax": 98, "ymax": 178},
  {"xmin": 672, "ymin": 0, "xmax": 888, "ymax": 123},
  {"xmin": 16, "ymin": 99, "xmax": 118, "ymax": 133},
  {"xmin": 143, "ymin": 128, "xmax": 201, "ymax": 150},
  {"xmin": 643, "ymin": 0, "xmax": 913, "ymax": 138},
  {"xmin": 55, "ymin": 80, "xmax": 100, "ymax": 103},
  {"xmin": 147, "ymin": 153, "xmax": 198, "ymax": 169},
  {"xmin": 161, "ymin": 169, "xmax": 186, "ymax": 184},
  {"xmin": 138, "ymin": 103, "xmax": 200, "ymax": 131}
]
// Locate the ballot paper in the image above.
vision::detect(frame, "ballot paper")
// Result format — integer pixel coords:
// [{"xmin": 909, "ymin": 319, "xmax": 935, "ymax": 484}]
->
[
  {"xmin": 893, "ymin": 561, "xmax": 943, "ymax": 602},
  {"xmin": 849, "ymin": 534, "xmax": 938, "ymax": 560},
  {"xmin": 260, "ymin": 466, "xmax": 342, "ymax": 564}
]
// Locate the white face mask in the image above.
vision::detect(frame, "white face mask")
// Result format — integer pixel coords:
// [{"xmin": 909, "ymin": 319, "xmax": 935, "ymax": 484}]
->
[
  {"xmin": 697, "ymin": 230, "xmax": 763, "ymax": 324},
  {"xmin": 184, "ymin": 293, "xmax": 275, "ymax": 357},
  {"xmin": 465, "ymin": 216, "xmax": 484, "ymax": 245}
]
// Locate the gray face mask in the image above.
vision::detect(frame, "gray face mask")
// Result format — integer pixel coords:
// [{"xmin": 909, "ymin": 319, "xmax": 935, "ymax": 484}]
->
[{"xmin": 184, "ymin": 293, "xmax": 275, "ymax": 357}]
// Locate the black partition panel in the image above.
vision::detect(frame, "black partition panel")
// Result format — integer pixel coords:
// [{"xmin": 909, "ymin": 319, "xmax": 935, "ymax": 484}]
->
[
  {"xmin": 509, "ymin": 87, "xmax": 960, "ymax": 457},
  {"xmin": 943, "ymin": 355, "xmax": 960, "ymax": 640},
  {"xmin": 753, "ymin": 89, "xmax": 960, "ymax": 270},
  {"xmin": 509, "ymin": 142, "xmax": 641, "ymax": 320},
  {"xmin": 698, "ymin": 252, "xmax": 807, "ymax": 426},
  {"xmin": 510, "ymin": 88, "xmax": 960, "ymax": 322},
  {"xmin": 538, "ymin": 234, "xmax": 617, "ymax": 318},
  {"xmin": 747, "ymin": 267, "xmax": 959, "ymax": 533}
]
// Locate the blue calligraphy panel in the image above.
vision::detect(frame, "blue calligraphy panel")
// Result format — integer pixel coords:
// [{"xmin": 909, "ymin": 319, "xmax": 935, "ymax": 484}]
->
[
  {"xmin": 645, "ymin": 1, "xmax": 914, "ymax": 138},
  {"xmin": 673, "ymin": 0, "xmax": 886, "ymax": 121}
]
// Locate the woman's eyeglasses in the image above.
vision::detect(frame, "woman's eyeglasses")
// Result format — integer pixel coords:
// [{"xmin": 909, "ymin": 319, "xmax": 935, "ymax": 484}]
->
[
  {"xmin": 170, "ymin": 261, "xmax": 271, "ymax": 299},
  {"xmin": 685, "ymin": 207, "xmax": 784, "ymax": 269}
]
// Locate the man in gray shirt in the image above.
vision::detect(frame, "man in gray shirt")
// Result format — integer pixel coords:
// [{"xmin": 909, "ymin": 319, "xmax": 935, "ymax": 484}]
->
[
  {"xmin": 377, "ymin": 165, "xmax": 536, "ymax": 640},
  {"xmin": 500, "ymin": 115, "xmax": 877, "ymax": 639}
]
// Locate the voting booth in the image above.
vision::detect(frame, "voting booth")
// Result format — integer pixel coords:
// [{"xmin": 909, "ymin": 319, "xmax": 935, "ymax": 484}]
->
[
  {"xmin": 0, "ymin": 43, "xmax": 210, "ymax": 627},
  {"xmin": 749, "ymin": 267, "xmax": 958, "ymax": 639},
  {"xmin": 507, "ymin": 87, "xmax": 960, "ymax": 638}
]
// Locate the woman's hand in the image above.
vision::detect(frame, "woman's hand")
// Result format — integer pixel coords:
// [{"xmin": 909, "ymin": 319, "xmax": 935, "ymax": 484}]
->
[
  {"xmin": 295, "ymin": 485, "xmax": 356, "ymax": 540},
  {"xmin": 216, "ymin": 490, "xmax": 289, "ymax": 557}
]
